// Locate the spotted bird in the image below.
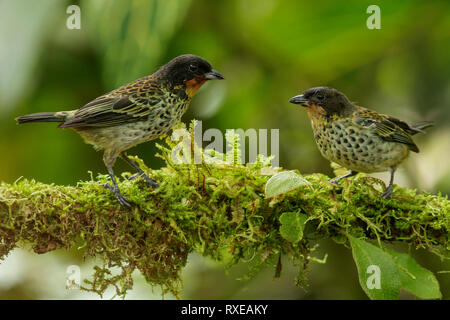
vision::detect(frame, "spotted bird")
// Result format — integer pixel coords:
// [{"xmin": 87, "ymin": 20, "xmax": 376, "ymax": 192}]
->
[
  {"xmin": 16, "ymin": 54, "xmax": 224, "ymax": 207},
  {"xmin": 289, "ymin": 87, "xmax": 433, "ymax": 198}
]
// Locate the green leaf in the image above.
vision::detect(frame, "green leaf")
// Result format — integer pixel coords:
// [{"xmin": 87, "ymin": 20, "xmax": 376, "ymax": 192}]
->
[
  {"xmin": 279, "ymin": 212, "xmax": 308, "ymax": 243},
  {"xmin": 265, "ymin": 171, "xmax": 310, "ymax": 198},
  {"xmin": 384, "ymin": 248, "xmax": 442, "ymax": 299},
  {"xmin": 348, "ymin": 236, "xmax": 401, "ymax": 300},
  {"xmin": 84, "ymin": 0, "xmax": 192, "ymax": 87}
]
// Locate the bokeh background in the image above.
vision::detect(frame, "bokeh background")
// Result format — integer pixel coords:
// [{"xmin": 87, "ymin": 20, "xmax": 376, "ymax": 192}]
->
[{"xmin": 0, "ymin": 0, "xmax": 449, "ymax": 299}]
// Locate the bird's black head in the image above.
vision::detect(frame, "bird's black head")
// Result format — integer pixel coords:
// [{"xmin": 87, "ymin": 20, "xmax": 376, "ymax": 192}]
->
[
  {"xmin": 289, "ymin": 87, "xmax": 354, "ymax": 116},
  {"xmin": 155, "ymin": 54, "xmax": 224, "ymax": 86}
]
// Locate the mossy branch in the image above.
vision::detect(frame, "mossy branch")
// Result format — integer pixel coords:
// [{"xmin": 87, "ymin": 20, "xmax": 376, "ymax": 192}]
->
[{"xmin": 0, "ymin": 123, "xmax": 449, "ymax": 298}]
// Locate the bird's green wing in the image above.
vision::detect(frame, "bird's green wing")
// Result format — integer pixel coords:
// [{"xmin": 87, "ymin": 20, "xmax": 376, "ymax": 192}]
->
[
  {"xmin": 59, "ymin": 77, "xmax": 167, "ymax": 128},
  {"xmin": 354, "ymin": 111, "xmax": 419, "ymax": 153}
]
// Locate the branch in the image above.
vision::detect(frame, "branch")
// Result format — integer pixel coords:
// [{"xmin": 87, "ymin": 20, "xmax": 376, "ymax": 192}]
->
[{"xmin": 0, "ymin": 126, "xmax": 448, "ymax": 298}]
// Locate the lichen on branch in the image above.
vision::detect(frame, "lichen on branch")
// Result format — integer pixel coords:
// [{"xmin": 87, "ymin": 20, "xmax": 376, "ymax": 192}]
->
[{"xmin": 0, "ymin": 122, "xmax": 448, "ymax": 298}]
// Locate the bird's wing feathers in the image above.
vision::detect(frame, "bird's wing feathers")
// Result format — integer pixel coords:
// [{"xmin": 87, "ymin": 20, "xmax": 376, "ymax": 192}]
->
[
  {"xmin": 384, "ymin": 116, "xmax": 425, "ymax": 135},
  {"xmin": 373, "ymin": 120, "xmax": 419, "ymax": 152},
  {"xmin": 354, "ymin": 110, "xmax": 419, "ymax": 153},
  {"xmin": 59, "ymin": 77, "xmax": 167, "ymax": 128}
]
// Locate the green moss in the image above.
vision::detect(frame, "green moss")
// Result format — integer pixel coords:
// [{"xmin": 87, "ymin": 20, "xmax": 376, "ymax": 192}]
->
[{"xmin": 0, "ymin": 121, "xmax": 448, "ymax": 298}]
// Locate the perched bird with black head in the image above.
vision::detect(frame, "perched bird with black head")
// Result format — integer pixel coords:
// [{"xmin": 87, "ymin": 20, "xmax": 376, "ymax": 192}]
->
[
  {"xmin": 16, "ymin": 54, "xmax": 224, "ymax": 207},
  {"xmin": 289, "ymin": 87, "xmax": 433, "ymax": 198}
]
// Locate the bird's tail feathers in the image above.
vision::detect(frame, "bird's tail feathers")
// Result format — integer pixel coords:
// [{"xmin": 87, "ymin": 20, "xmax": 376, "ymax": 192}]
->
[
  {"xmin": 411, "ymin": 121, "xmax": 434, "ymax": 134},
  {"xmin": 16, "ymin": 112, "xmax": 67, "ymax": 124}
]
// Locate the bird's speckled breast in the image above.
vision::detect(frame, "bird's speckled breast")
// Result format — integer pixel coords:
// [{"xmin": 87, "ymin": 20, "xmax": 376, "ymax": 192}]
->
[
  {"xmin": 119, "ymin": 94, "xmax": 190, "ymax": 148},
  {"xmin": 310, "ymin": 115, "xmax": 409, "ymax": 173}
]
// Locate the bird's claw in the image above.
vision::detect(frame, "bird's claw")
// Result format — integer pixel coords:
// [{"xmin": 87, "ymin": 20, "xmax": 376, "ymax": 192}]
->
[
  {"xmin": 103, "ymin": 183, "xmax": 114, "ymax": 191},
  {"xmin": 114, "ymin": 192, "xmax": 132, "ymax": 208},
  {"xmin": 381, "ymin": 185, "xmax": 394, "ymax": 199},
  {"xmin": 128, "ymin": 172, "xmax": 143, "ymax": 180},
  {"xmin": 103, "ymin": 183, "xmax": 132, "ymax": 208},
  {"xmin": 128, "ymin": 172, "xmax": 159, "ymax": 188},
  {"xmin": 329, "ymin": 178, "xmax": 340, "ymax": 185},
  {"xmin": 144, "ymin": 176, "xmax": 159, "ymax": 188}
]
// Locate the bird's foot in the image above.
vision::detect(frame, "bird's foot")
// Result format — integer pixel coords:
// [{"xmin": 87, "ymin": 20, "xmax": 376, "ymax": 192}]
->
[
  {"xmin": 128, "ymin": 172, "xmax": 159, "ymax": 188},
  {"xmin": 103, "ymin": 183, "xmax": 132, "ymax": 208},
  {"xmin": 330, "ymin": 171, "xmax": 358, "ymax": 185},
  {"xmin": 144, "ymin": 176, "xmax": 159, "ymax": 188},
  {"xmin": 128, "ymin": 172, "xmax": 143, "ymax": 180},
  {"xmin": 329, "ymin": 178, "xmax": 340, "ymax": 185},
  {"xmin": 381, "ymin": 185, "xmax": 394, "ymax": 199}
]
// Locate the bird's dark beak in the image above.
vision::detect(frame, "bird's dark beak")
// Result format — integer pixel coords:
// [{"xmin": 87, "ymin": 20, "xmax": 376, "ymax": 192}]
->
[
  {"xmin": 289, "ymin": 94, "xmax": 309, "ymax": 107},
  {"xmin": 204, "ymin": 69, "xmax": 224, "ymax": 80}
]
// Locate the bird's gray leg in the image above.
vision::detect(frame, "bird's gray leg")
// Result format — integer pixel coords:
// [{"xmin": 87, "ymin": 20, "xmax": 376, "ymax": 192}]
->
[
  {"xmin": 330, "ymin": 170, "xmax": 358, "ymax": 184},
  {"xmin": 102, "ymin": 151, "xmax": 131, "ymax": 208},
  {"xmin": 103, "ymin": 164, "xmax": 131, "ymax": 208},
  {"xmin": 120, "ymin": 152, "xmax": 159, "ymax": 188},
  {"xmin": 381, "ymin": 167, "xmax": 395, "ymax": 199}
]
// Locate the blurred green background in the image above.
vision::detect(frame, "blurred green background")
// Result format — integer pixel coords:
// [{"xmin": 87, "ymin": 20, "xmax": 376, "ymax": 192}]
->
[{"xmin": 0, "ymin": 0, "xmax": 448, "ymax": 299}]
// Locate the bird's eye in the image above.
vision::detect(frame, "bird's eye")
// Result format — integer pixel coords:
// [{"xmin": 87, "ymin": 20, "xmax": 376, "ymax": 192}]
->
[
  {"xmin": 317, "ymin": 94, "xmax": 325, "ymax": 100},
  {"xmin": 189, "ymin": 64, "xmax": 198, "ymax": 73}
]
